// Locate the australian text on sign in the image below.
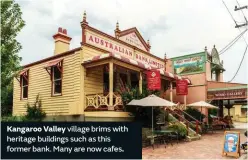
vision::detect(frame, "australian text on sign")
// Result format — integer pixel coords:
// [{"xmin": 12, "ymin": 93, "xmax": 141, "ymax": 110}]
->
[
  {"xmin": 86, "ymin": 33, "xmax": 164, "ymax": 68},
  {"xmin": 7, "ymin": 125, "xmax": 128, "ymax": 134}
]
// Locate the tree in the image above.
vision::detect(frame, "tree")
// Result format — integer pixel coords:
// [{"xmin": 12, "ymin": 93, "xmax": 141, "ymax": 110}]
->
[{"xmin": 1, "ymin": 0, "xmax": 25, "ymax": 115}]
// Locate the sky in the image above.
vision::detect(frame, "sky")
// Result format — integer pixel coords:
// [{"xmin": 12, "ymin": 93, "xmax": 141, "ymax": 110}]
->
[{"xmin": 16, "ymin": 0, "xmax": 248, "ymax": 84}]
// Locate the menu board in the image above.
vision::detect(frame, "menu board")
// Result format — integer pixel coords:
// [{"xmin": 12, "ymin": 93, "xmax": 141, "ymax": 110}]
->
[
  {"xmin": 176, "ymin": 80, "xmax": 188, "ymax": 95},
  {"xmin": 222, "ymin": 131, "xmax": 240, "ymax": 158},
  {"xmin": 146, "ymin": 70, "xmax": 161, "ymax": 90}
]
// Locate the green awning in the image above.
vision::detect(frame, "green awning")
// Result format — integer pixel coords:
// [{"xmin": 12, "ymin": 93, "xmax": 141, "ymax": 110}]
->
[{"xmin": 241, "ymin": 105, "xmax": 248, "ymax": 109}]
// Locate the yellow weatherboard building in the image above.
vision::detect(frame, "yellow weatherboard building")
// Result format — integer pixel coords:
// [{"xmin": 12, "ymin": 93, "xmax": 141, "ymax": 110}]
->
[{"xmin": 13, "ymin": 12, "xmax": 190, "ymax": 121}]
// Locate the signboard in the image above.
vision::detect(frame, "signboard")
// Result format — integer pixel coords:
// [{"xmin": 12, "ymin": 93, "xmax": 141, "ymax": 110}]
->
[
  {"xmin": 146, "ymin": 70, "xmax": 161, "ymax": 90},
  {"xmin": 119, "ymin": 32, "xmax": 147, "ymax": 51},
  {"xmin": 222, "ymin": 131, "xmax": 240, "ymax": 158},
  {"xmin": 207, "ymin": 88, "xmax": 247, "ymax": 100},
  {"xmin": 85, "ymin": 31, "xmax": 164, "ymax": 69},
  {"xmin": 172, "ymin": 53, "xmax": 205, "ymax": 75},
  {"xmin": 176, "ymin": 80, "xmax": 188, "ymax": 95}
]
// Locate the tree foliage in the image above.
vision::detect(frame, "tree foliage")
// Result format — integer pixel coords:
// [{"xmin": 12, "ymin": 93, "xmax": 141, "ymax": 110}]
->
[
  {"xmin": 118, "ymin": 80, "xmax": 161, "ymax": 127},
  {"xmin": 1, "ymin": 0, "xmax": 25, "ymax": 115}
]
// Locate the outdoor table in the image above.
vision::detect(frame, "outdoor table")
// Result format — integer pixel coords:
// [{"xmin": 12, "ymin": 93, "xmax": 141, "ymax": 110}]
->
[{"xmin": 153, "ymin": 130, "xmax": 179, "ymax": 146}]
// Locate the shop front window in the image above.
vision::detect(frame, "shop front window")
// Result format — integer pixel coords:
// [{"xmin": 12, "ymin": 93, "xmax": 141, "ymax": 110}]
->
[
  {"xmin": 131, "ymin": 72, "xmax": 139, "ymax": 88},
  {"xmin": 119, "ymin": 73, "xmax": 128, "ymax": 88},
  {"xmin": 103, "ymin": 69, "xmax": 116, "ymax": 93}
]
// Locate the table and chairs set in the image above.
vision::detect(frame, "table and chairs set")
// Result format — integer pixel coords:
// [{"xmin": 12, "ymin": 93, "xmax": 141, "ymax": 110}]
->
[{"xmin": 145, "ymin": 123, "xmax": 180, "ymax": 149}]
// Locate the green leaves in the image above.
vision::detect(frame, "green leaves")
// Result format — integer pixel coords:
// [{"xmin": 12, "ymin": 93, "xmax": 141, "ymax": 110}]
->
[
  {"xmin": 118, "ymin": 81, "xmax": 161, "ymax": 127},
  {"xmin": 25, "ymin": 94, "xmax": 46, "ymax": 121},
  {"xmin": 1, "ymin": 0, "xmax": 25, "ymax": 115},
  {"xmin": 167, "ymin": 122, "xmax": 187, "ymax": 137}
]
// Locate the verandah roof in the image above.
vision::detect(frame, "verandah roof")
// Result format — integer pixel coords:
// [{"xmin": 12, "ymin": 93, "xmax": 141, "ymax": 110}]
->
[
  {"xmin": 82, "ymin": 52, "xmax": 191, "ymax": 84},
  {"xmin": 44, "ymin": 58, "xmax": 63, "ymax": 68}
]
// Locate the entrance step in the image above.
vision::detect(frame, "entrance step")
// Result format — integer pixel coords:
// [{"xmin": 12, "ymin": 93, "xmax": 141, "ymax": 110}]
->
[
  {"xmin": 168, "ymin": 113, "xmax": 201, "ymax": 142},
  {"xmin": 186, "ymin": 134, "xmax": 201, "ymax": 141}
]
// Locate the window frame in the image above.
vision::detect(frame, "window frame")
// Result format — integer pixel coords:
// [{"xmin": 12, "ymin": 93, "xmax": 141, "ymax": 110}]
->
[
  {"xmin": 51, "ymin": 61, "xmax": 63, "ymax": 96},
  {"xmin": 20, "ymin": 70, "xmax": 29, "ymax": 100}
]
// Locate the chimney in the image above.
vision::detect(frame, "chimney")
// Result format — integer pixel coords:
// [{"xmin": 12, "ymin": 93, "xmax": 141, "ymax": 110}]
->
[{"xmin": 53, "ymin": 27, "xmax": 72, "ymax": 55}]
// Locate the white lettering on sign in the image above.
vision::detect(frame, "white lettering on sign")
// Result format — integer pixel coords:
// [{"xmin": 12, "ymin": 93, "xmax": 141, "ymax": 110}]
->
[
  {"xmin": 85, "ymin": 31, "xmax": 164, "ymax": 69},
  {"xmin": 119, "ymin": 33, "xmax": 147, "ymax": 51},
  {"xmin": 174, "ymin": 56, "xmax": 202, "ymax": 65},
  {"xmin": 86, "ymin": 32, "xmax": 133, "ymax": 58}
]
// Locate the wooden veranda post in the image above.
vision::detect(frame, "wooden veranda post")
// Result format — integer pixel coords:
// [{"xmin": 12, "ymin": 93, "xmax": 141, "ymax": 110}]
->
[
  {"xmin": 184, "ymin": 95, "xmax": 187, "ymax": 106},
  {"xmin": 139, "ymin": 72, "xmax": 142, "ymax": 94},
  {"xmin": 109, "ymin": 62, "xmax": 114, "ymax": 110}
]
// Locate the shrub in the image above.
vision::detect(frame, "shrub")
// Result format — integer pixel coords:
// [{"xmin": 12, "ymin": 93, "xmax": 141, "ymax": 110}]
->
[
  {"xmin": 25, "ymin": 94, "xmax": 46, "ymax": 121},
  {"xmin": 1, "ymin": 94, "xmax": 46, "ymax": 122},
  {"xmin": 167, "ymin": 122, "xmax": 187, "ymax": 137}
]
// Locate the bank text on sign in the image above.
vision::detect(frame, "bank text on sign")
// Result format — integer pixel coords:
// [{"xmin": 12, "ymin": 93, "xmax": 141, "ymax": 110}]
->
[
  {"xmin": 176, "ymin": 80, "xmax": 188, "ymax": 95},
  {"xmin": 146, "ymin": 70, "xmax": 161, "ymax": 90},
  {"xmin": 85, "ymin": 32, "xmax": 164, "ymax": 69}
]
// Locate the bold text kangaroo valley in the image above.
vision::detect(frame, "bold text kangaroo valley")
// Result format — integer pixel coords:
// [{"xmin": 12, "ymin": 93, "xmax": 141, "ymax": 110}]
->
[{"xmin": 7, "ymin": 126, "xmax": 111, "ymax": 134}]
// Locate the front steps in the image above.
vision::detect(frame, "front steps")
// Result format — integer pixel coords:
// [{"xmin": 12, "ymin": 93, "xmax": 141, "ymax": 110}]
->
[{"xmin": 168, "ymin": 113, "xmax": 201, "ymax": 141}]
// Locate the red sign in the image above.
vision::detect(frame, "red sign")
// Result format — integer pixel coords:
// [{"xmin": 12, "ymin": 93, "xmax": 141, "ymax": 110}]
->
[
  {"xmin": 176, "ymin": 80, "xmax": 188, "ymax": 95},
  {"xmin": 147, "ymin": 70, "xmax": 161, "ymax": 90}
]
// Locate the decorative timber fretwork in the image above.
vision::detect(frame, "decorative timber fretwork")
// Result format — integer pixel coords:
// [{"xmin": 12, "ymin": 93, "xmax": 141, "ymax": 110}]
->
[{"xmin": 85, "ymin": 93, "xmax": 123, "ymax": 111}]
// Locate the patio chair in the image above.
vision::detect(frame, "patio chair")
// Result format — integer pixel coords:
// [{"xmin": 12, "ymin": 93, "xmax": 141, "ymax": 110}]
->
[
  {"xmin": 143, "ymin": 128, "xmax": 166, "ymax": 149},
  {"xmin": 147, "ymin": 135, "xmax": 165, "ymax": 149}
]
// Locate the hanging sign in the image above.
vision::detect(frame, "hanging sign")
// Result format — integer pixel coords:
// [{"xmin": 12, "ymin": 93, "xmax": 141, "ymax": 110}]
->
[
  {"xmin": 176, "ymin": 80, "xmax": 188, "ymax": 95},
  {"xmin": 222, "ymin": 131, "xmax": 240, "ymax": 158},
  {"xmin": 146, "ymin": 70, "xmax": 161, "ymax": 90}
]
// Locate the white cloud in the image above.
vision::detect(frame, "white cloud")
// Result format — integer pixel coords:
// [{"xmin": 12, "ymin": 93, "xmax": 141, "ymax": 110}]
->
[{"xmin": 16, "ymin": 0, "xmax": 248, "ymax": 83}]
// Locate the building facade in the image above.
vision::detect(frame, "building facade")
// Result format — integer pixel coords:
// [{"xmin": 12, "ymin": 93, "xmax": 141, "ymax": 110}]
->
[
  {"xmin": 13, "ymin": 12, "xmax": 190, "ymax": 121},
  {"xmin": 166, "ymin": 46, "xmax": 247, "ymax": 122}
]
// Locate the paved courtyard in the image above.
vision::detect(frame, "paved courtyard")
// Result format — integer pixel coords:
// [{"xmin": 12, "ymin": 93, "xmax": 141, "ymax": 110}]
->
[{"xmin": 142, "ymin": 126, "xmax": 247, "ymax": 159}]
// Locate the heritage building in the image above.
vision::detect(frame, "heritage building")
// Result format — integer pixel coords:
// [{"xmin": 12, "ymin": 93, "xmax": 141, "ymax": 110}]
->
[
  {"xmin": 13, "ymin": 12, "xmax": 190, "ymax": 121},
  {"xmin": 13, "ymin": 12, "xmax": 247, "ymax": 122},
  {"xmin": 166, "ymin": 46, "xmax": 247, "ymax": 122}
]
